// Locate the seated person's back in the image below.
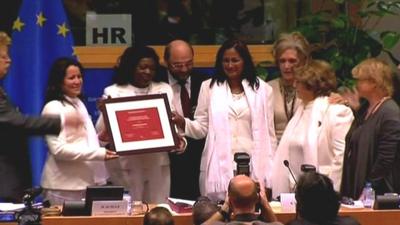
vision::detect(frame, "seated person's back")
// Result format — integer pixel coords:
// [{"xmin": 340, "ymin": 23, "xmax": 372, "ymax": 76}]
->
[{"xmin": 287, "ymin": 172, "xmax": 359, "ymax": 225}]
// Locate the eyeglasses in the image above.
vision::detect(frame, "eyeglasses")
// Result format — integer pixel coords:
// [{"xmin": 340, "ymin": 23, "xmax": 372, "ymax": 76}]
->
[{"xmin": 170, "ymin": 60, "xmax": 193, "ymax": 70}]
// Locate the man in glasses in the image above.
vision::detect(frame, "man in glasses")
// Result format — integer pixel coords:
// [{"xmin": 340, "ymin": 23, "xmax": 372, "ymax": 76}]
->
[{"xmin": 160, "ymin": 39, "xmax": 210, "ymax": 200}]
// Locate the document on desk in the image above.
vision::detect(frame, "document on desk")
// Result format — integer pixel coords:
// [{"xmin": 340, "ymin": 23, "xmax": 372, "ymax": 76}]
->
[
  {"xmin": 341, "ymin": 200, "xmax": 364, "ymax": 209},
  {"xmin": 0, "ymin": 203, "xmax": 25, "ymax": 212},
  {"xmin": 167, "ymin": 197, "xmax": 195, "ymax": 213}
]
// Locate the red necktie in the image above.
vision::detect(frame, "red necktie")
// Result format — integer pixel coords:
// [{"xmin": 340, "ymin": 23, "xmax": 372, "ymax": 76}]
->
[{"xmin": 178, "ymin": 80, "xmax": 190, "ymax": 117}]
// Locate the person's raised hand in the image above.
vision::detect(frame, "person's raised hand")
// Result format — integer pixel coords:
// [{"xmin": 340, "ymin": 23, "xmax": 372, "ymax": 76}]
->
[{"xmin": 342, "ymin": 86, "xmax": 360, "ymax": 110}]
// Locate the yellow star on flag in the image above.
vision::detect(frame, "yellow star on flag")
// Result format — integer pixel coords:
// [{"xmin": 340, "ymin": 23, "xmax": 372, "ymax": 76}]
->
[
  {"xmin": 57, "ymin": 22, "xmax": 70, "ymax": 37},
  {"xmin": 36, "ymin": 12, "xmax": 47, "ymax": 27},
  {"xmin": 13, "ymin": 17, "xmax": 25, "ymax": 31}
]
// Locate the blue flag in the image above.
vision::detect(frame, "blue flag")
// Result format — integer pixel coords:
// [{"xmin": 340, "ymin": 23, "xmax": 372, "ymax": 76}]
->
[{"xmin": 5, "ymin": 0, "xmax": 75, "ymax": 186}]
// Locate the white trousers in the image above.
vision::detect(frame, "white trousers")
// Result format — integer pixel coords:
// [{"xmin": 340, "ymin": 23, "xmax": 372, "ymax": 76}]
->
[{"xmin": 122, "ymin": 165, "xmax": 170, "ymax": 204}]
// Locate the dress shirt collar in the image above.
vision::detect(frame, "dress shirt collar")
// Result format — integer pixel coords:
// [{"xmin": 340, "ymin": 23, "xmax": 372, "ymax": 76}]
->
[{"xmin": 167, "ymin": 71, "xmax": 191, "ymax": 89}]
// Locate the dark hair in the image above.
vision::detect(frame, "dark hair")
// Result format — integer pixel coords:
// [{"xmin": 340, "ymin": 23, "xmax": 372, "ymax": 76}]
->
[
  {"xmin": 45, "ymin": 57, "xmax": 84, "ymax": 104},
  {"xmin": 143, "ymin": 207, "xmax": 174, "ymax": 225},
  {"xmin": 295, "ymin": 172, "xmax": 340, "ymax": 224},
  {"xmin": 192, "ymin": 196, "xmax": 219, "ymax": 225},
  {"xmin": 113, "ymin": 46, "xmax": 161, "ymax": 85},
  {"xmin": 211, "ymin": 39, "xmax": 259, "ymax": 90}
]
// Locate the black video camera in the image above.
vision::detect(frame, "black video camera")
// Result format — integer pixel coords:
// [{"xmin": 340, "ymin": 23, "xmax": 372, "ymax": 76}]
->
[
  {"xmin": 16, "ymin": 187, "xmax": 43, "ymax": 225},
  {"xmin": 234, "ymin": 152, "xmax": 250, "ymax": 176}
]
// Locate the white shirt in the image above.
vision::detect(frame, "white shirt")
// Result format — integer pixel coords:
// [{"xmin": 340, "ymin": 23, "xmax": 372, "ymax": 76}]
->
[
  {"xmin": 288, "ymin": 100, "xmax": 314, "ymax": 185},
  {"xmin": 228, "ymin": 91, "xmax": 253, "ymax": 157},
  {"xmin": 168, "ymin": 72, "xmax": 191, "ymax": 117}
]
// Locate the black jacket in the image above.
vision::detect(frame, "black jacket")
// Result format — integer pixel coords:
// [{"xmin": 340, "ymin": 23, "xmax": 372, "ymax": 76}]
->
[{"xmin": 0, "ymin": 87, "xmax": 61, "ymax": 202}]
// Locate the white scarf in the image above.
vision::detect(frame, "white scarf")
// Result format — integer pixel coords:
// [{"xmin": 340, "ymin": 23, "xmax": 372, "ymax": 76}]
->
[
  {"xmin": 65, "ymin": 96, "xmax": 108, "ymax": 184},
  {"xmin": 204, "ymin": 78, "xmax": 273, "ymax": 194},
  {"xmin": 271, "ymin": 96, "xmax": 330, "ymax": 198}
]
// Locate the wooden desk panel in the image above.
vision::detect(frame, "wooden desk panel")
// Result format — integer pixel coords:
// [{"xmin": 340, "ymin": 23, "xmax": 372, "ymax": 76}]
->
[
  {"xmin": 75, "ymin": 45, "xmax": 274, "ymax": 68},
  {"xmin": 41, "ymin": 209, "xmax": 400, "ymax": 225}
]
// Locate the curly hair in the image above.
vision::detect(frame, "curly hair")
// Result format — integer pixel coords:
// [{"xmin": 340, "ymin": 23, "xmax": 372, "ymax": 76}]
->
[
  {"xmin": 113, "ymin": 46, "xmax": 161, "ymax": 85},
  {"xmin": 294, "ymin": 59, "xmax": 337, "ymax": 97}
]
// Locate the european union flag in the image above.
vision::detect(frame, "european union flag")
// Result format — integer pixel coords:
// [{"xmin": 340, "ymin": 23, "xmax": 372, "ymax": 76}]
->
[{"xmin": 5, "ymin": 0, "xmax": 75, "ymax": 186}]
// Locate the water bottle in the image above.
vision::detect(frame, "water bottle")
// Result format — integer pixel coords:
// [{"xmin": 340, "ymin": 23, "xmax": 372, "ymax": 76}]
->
[
  {"xmin": 123, "ymin": 191, "xmax": 132, "ymax": 215},
  {"xmin": 362, "ymin": 182, "xmax": 375, "ymax": 208}
]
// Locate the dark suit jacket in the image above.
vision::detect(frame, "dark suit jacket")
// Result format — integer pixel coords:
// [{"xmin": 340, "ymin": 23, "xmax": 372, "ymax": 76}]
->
[
  {"xmin": 0, "ymin": 87, "xmax": 61, "ymax": 202},
  {"xmin": 158, "ymin": 67, "xmax": 210, "ymax": 199},
  {"xmin": 158, "ymin": 66, "xmax": 209, "ymax": 119}
]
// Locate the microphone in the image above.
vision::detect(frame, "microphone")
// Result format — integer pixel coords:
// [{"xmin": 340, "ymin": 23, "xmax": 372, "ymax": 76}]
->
[{"xmin": 283, "ymin": 160, "xmax": 297, "ymax": 185}]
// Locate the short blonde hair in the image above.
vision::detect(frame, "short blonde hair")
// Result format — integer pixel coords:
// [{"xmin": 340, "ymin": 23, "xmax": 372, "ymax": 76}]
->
[
  {"xmin": 352, "ymin": 58, "xmax": 393, "ymax": 96},
  {"xmin": 0, "ymin": 31, "xmax": 11, "ymax": 48},
  {"xmin": 295, "ymin": 60, "xmax": 337, "ymax": 97},
  {"xmin": 272, "ymin": 32, "xmax": 310, "ymax": 65}
]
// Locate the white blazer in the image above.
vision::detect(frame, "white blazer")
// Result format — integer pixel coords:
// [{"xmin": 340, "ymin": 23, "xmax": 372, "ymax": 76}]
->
[
  {"xmin": 96, "ymin": 82, "xmax": 174, "ymax": 169},
  {"xmin": 271, "ymin": 96, "xmax": 354, "ymax": 198},
  {"xmin": 41, "ymin": 99, "xmax": 107, "ymax": 190}
]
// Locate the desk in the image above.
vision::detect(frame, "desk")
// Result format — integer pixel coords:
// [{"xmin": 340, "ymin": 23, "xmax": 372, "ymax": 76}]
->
[{"xmin": 40, "ymin": 208, "xmax": 400, "ymax": 225}]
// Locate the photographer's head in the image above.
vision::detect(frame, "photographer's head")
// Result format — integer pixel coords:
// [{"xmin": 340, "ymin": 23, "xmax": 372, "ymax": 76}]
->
[
  {"xmin": 295, "ymin": 172, "xmax": 340, "ymax": 224},
  {"xmin": 143, "ymin": 207, "xmax": 174, "ymax": 225},
  {"xmin": 192, "ymin": 196, "xmax": 219, "ymax": 225},
  {"xmin": 228, "ymin": 175, "xmax": 259, "ymax": 212}
]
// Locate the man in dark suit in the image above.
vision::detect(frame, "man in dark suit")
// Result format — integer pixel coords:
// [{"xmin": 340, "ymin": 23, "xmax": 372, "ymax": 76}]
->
[
  {"xmin": 0, "ymin": 31, "xmax": 81, "ymax": 202},
  {"xmin": 160, "ymin": 39, "xmax": 210, "ymax": 200}
]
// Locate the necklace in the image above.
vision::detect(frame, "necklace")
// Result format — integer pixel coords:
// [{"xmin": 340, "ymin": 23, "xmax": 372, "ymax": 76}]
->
[
  {"xmin": 279, "ymin": 78, "xmax": 296, "ymax": 120},
  {"xmin": 132, "ymin": 83, "xmax": 151, "ymax": 96},
  {"xmin": 364, "ymin": 96, "xmax": 390, "ymax": 120}
]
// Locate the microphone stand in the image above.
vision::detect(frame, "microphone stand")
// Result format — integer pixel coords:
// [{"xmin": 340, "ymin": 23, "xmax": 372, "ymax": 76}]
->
[{"xmin": 283, "ymin": 160, "xmax": 297, "ymax": 185}]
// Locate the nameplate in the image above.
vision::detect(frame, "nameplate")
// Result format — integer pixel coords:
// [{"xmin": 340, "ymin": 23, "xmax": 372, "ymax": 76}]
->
[
  {"xmin": 280, "ymin": 193, "xmax": 296, "ymax": 212},
  {"xmin": 91, "ymin": 200, "xmax": 128, "ymax": 216}
]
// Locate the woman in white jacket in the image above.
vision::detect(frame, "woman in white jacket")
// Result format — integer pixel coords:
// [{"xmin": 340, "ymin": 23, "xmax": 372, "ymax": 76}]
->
[
  {"xmin": 271, "ymin": 60, "xmax": 354, "ymax": 198},
  {"xmin": 41, "ymin": 57, "xmax": 117, "ymax": 205},
  {"xmin": 96, "ymin": 46, "xmax": 185, "ymax": 203},
  {"xmin": 174, "ymin": 39, "xmax": 277, "ymax": 201}
]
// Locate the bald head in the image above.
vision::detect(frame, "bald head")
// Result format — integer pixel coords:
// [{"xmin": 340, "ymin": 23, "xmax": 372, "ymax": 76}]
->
[
  {"xmin": 164, "ymin": 40, "xmax": 194, "ymax": 80},
  {"xmin": 228, "ymin": 175, "xmax": 259, "ymax": 209},
  {"xmin": 164, "ymin": 40, "xmax": 193, "ymax": 61}
]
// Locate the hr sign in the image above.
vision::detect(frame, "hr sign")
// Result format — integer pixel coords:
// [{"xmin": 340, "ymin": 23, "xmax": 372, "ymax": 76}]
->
[{"xmin": 86, "ymin": 14, "xmax": 132, "ymax": 45}]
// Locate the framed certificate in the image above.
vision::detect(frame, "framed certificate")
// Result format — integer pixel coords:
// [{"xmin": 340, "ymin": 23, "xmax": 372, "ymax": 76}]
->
[{"xmin": 101, "ymin": 93, "xmax": 178, "ymax": 155}]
